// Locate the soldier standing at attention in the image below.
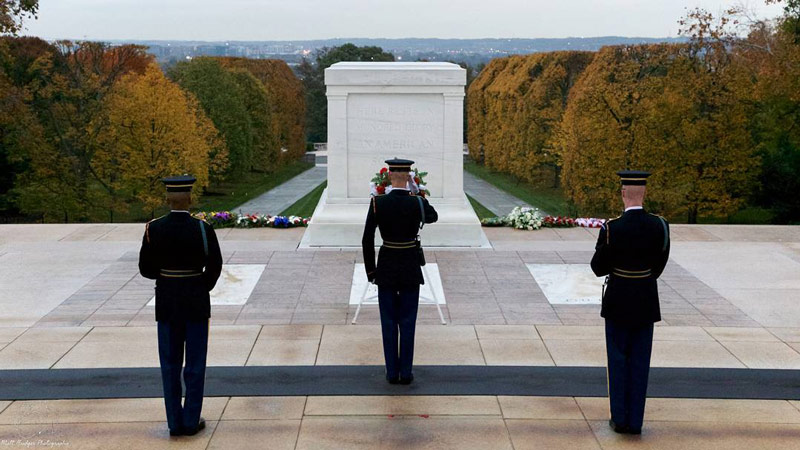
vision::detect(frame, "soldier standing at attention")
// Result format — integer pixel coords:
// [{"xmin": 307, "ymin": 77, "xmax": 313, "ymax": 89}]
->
[
  {"xmin": 139, "ymin": 175, "xmax": 223, "ymax": 437},
  {"xmin": 362, "ymin": 158, "xmax": 438, "ymax": 385},
  {"xmin": 591, "ymin": 170, "xmax": 670, "ymax": 435}
]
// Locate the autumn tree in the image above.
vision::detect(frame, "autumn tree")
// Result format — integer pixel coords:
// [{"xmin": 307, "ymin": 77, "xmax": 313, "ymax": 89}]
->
[
  {"xmin": 467, "ymin": 57, "xmax": 508, "ymax": 164},
  {"xmin": 0, "ymin": 70, "xmax": 45, "ymax": 216},
  {"xmin": 168, "ymin": 57, "xmax": 252, "ymax": 179},
  {"xmin": 467, "ymin": 52, "xmax": 594, "ymax": 187},
  {"xmin": 556, "ymin": 37, "xmax": 757, "ymax": 222},
  {"xmin": 95, "ymin": 63, "xmax": 227, "ymax": 214},
  {"xmin": 673, "ymin": 8, "xmax": 760, "ymax": 223},
  {"xmin": 2, "ymin": 39, "xmax": 153, "ymax": 221},
  {"xmin": 737, "ymin": 2, "xmax": 800, "ymax": 222},
  {"xmin": 0, "ymin": 0, "xmax": 37, "ymax": 35},
  {"xmin": 767, "ymin": 0, "xmax": 800, "ymax": 41},
  {"xmin": 556, "ymin": 45, "xmax": 677, "ymax": 217},
  {"xmin": 298, "ymin": 44, "xmax": 394, "ymax": 142}
]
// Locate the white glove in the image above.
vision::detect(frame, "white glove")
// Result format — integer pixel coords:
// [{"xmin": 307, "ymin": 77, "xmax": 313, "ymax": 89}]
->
[{"xmin": 408, "ymin": 173, "xmax": 420, "ymax": 194}]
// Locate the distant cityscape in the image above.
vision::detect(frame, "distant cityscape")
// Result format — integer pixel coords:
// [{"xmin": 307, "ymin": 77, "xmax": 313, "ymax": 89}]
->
[{"xmin": 104, "ymin": 37, "xmax": 688, "ymax": 67}]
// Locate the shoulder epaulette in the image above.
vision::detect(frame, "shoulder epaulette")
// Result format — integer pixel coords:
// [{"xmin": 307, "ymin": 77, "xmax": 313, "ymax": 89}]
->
[
  {"xmin": 651, "ymin": 213, "xmax": 670, "ymax": 251},
  {"xmin": 604, "ymin": 215, "xmax": 621, "ymax": 245},
  {"xmin": 144, "ymin": 214, "xmax": 166, "ymax": 243}
]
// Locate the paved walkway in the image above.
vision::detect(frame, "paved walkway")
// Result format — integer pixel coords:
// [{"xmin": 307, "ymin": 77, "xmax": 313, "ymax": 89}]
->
[
  {"xmin": 1, "ymin": 396, "xmax": 799, "ymax": 449},
  {"xmin": 2, "ymin": 225, "xmax": 800, "ymax": 447},
  {"xmin": 463, "ymin": 171, "xmax": 533, "ymax": 217},
  {"xmin": 233, "ymin": 166, "xmax": 326, "ymax": 216},
  {"xmin": 6, "ymin": 323, "xmax": 800, "ymax": 369}
]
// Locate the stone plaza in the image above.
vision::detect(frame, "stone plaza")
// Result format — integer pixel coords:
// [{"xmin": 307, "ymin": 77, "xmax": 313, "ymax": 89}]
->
[
  {"xmin": 0, "ymin": 59, "xmax": 798, "ymax": 449},
  {"xmin": 0, "ymin": 223, "xmax": 799, "ymax": 448}
]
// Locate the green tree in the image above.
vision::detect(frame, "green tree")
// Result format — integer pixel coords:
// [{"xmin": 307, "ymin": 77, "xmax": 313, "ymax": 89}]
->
[
  {"xmin": 216, "ymin": 57, "xmax": 306, "ymax": 164},
  {"xmin": 227, "ymin": 67, "xmax": 279, "ymax": 173},
  {"xmin": 767, "ymin": 0, "xmax": 800, "ymax": 41},
  {"xmin": 168, "ymin": 57, "xmax": 253, "ymax": 179},
  {"xmin": 739, "ymin": 3, "xmax": 800, "ymax": 222},
  {"xmin": 298, "ymin": 44, "xmax": 394, "ymax": 142}
]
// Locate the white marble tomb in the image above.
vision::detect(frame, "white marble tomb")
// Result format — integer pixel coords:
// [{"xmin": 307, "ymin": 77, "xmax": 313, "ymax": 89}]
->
[{"xmin": 300, "ymin": 62, "xmax": 488, "ymax": 247}]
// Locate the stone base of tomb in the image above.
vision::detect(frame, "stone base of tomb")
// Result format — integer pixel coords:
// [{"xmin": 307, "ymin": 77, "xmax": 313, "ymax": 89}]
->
[{"xmin": 299, "ymin": 189, "xmax": 490, "ymax": 248}]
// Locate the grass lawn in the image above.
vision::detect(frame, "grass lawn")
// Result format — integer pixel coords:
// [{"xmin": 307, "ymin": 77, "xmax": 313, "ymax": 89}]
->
[
  {"xmin": 196, "ymin": 160, "xmax": 314, "ymax": 212},
  {"xmin": 464, "ymin": 161, "xmax": 571, "ymax": 216},
  {"xmin": 280, "ymin": 181, "xmax": 327, "ymax": 217},
  {"xmin": 467, "ymin": 194, "xmax": 497, "ymax": 220},
  {"xmin": 697, "ymin": 206, "xmax": 776, "ymax": 225}
]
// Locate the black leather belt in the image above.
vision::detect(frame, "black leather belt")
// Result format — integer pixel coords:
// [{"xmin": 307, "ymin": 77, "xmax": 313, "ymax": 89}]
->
[
  {"xmin": 381, "ymin": 240, "xmax": 416, "ymax": 249},
  {"xmin": 160, "ymin": 269, "xmax": 203, "ymax": 278},
  {"xmin": 612, "ymin": 268, "xmax": 652, "ymax": 279}
]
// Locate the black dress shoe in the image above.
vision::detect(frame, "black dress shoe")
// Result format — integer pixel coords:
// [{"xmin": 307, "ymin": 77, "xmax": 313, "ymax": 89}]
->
[
  {"xmin": 626, "ymin": 427, "xmax": 642, "ymax": 435},
  {"xmin": 183, "ymin": 418, "xmax": 206, "ymax": 436},
  {"xmin": 169, "ymin": 428, "xmax": 185, "ymax": 437},
  {"xmin": 609, "ymin": 419, "xmax": 628, "ymax": 434},
  {"xmin": 387, "ymin": 376, "xmax": 400, "ymax": 385},
  {"xmin": 398, "ymin": 375, "xmax": 414, "ymax": 385}
]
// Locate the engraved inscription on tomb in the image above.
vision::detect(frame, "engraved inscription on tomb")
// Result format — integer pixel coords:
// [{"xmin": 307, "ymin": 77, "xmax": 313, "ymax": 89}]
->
[{"xmin": 346, "ymin": 94, "xmax": 444, "ymax": 197}]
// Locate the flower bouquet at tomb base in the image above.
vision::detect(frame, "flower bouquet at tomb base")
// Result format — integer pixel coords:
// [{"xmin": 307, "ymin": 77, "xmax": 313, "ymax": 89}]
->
[
  {"xmin": 193, "ymin": 211, "xmax": 309, "ymax": 229},
  {"xmin": 370, "ymin": 166, "xmax": 430, "ymax": 197},
  {"xmin": 479, "ymin": 206, "xmax": 604, "ymax": 230}
]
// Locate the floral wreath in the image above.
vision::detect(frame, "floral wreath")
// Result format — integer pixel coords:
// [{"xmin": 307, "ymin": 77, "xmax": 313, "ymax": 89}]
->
[
  {"xmin": 370, "ymin": 166, "xmax": 430, "ymax": 197},
  {"xmin": 193, "ymin": 211, "xmax": 309, "ymax": 229}
]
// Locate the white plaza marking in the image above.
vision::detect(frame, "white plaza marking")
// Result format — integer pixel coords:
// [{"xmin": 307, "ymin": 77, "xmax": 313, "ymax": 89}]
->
[
  {"xmin": 349, "ymin": 263, "xmax": 446, "ymax": 305},
  {"xmin": 148, "ymin": 264, "xmax": 266, "ymax": 306},
  {"xmin": 526, "ymin": 264, "xmax": 604, "ymax": 305}
]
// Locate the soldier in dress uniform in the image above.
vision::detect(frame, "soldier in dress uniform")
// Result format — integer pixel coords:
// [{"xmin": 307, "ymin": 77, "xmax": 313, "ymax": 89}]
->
[
  {"xmin": 138, "ymin": 175, "xmax": 223, "ymax": 437},
  {"xmin": 590, "ymin": 170, "xmax": 670, "ymax": 435},
  {"xmin": 362, "ymin": 158, "xmax": 438, "ymax": 385}
]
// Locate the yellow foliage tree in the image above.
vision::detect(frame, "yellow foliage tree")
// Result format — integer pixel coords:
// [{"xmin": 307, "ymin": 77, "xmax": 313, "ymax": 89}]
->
[
  {"xmin": 467, "ymin": 57, "xmax": 508, "ymax": 163},
  {"xmin": 467, "ymin": 52, "xmax": 594, "ymax": 186},
  {"xmin": 94, "ymin": 63, "xmax": 228, "ymax": 214},
  {"xmin": 557, "ymin": 45, "xmax": 677, "ymax": 217},
  {"xmin": 556, "ymin": 43, "xmax": 757, "ymax": 221}
]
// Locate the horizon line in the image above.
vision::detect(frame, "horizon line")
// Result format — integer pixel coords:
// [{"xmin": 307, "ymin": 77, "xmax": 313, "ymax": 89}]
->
[{"xmin": 23, "ymin": 35, "xmax": 685, "ymax": 44}]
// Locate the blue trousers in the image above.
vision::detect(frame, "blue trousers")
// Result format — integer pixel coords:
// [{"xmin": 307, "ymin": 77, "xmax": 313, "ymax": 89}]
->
[
  {"xmin": 377, "ymin": 286, "xmax": 420, "ymax": 379},
  {"xmin": 605, "ymin": 320, "xmax": 654, "ymax": 430},
  {"xmin": 157, "ymin": 320, "xmax": 209, "ymax": 432}
]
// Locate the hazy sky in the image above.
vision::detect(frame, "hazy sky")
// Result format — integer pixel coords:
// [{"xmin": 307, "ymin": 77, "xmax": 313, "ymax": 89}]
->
[{"xmin": 24, "ymin": 0, "xmax": 785, "ymax": 41}]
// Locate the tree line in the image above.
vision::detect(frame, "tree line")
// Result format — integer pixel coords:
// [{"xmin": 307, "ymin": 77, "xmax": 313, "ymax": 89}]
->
[
  {"xmin": 469, "ymin": 3, "xmax": 800, "ymax": 223},
  {"xmin": 0, "ymin": 37, "xmax": 305, "ymax": 222}
]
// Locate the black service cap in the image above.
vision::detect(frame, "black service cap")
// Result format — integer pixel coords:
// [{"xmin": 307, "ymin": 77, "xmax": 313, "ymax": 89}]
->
[{"xmin": 162, "ymin": 175, "xmax": 196, "ymax": 192}]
